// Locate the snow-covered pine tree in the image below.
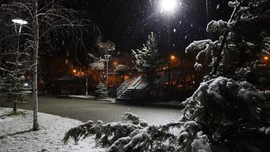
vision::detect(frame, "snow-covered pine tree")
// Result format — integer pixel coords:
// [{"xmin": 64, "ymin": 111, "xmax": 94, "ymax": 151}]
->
[
  {"xmin": 3, "ymin": 72, "xmax": 28, "ymax": 113},
  {"xmin": 0, "ymin": 21, "xmax": 31, "ymax": 113},
  {"xmin": 132, "ymin": 32, "xmax": 162, "ymax": 84},
  {"xmin": 95, "ymin": 83, "xmax": 108, "ymax": 99},
  {"xmin": 132, "ymin": 32, "xmax": 163, "ymax": 102},
  {"xmin": 183, "ymin": 0, "xmax": 270, "ymax": 151},
  {"xmin": 186, "ymin": 0, "xmax": 270, "ymax": 82}
]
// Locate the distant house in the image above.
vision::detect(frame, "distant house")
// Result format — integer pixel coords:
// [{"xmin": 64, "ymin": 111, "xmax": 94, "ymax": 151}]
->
[{"xmin": 53, "ymin": 74, "xmax": 85, "ymax": 95}]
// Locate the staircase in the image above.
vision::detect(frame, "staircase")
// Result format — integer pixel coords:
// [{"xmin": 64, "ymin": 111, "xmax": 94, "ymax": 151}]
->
[{"xmin": 116, "ymin": 76, "xmax": 148, "ymax": 102}]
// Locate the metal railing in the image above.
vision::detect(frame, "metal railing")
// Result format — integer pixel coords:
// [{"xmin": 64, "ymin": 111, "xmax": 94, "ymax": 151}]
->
[{"xmin": 116, "ymin": 76, "xmax": 142, "ymax": 97}]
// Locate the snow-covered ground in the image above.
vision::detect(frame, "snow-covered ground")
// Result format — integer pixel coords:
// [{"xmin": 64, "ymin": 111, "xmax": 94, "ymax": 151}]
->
[{"xmin": 0, "ymin": 107, "xmax": 106, "ymax": 152}]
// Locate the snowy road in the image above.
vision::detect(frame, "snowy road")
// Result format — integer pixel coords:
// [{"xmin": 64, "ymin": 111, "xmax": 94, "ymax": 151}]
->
[{"xmin": 0, "ymin": 96, "xmax": 182, "ymax": 125}]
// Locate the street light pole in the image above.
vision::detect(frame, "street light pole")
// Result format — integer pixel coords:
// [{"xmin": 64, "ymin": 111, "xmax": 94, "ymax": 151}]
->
[
  {"xmin": 12, "ymin": 19, "xmax": 28, "ymax": 113},
  {"xmin": 104, "ymin": 54, "xmax": 111, "ymax": 91},
  {"xmin": 159, "ymin": 0, "xmax": 177, "ymax": 86},
  {"xmin": 167, "ymin": 18, "xmax": 172, "ymax": 86}
]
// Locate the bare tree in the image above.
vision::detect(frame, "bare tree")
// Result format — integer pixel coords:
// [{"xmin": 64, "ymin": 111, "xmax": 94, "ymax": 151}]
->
[{"xmin": 0, "ymin": 0, "xmax": 95, "ymax": 131}]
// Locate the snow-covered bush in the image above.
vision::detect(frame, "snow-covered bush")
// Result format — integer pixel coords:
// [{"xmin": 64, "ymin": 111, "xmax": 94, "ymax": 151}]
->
[
  {"xmin": 182, "ymin": 76, "xmax": 270, "ymax": 151},
  {"xmin": 64, "ymin": 113, "xmax": 212, "ymax": 152},
  {"xmin": 95, "ymin": 83, "xmax": 108, "ymax": 99}
]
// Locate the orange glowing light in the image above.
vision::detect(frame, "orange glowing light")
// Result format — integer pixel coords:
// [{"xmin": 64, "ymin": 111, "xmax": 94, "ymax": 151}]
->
[
  {"xmin": 72, "ymin": 69, "xmax": 77, "ymax": 73},
  {"xmin": 263, "ymin": 56, "xmax": 269, "ymax": 61},
  {"xmin": 113, "ymin": 61, "xmax": 118, "ymax": 66},
  {"xmin": 170, "ymin": 55, "xmax": 176, "ymax": 60},
  {"xmin": 124, "ymin": 75, "xmax": 129, "ymax": 80}
]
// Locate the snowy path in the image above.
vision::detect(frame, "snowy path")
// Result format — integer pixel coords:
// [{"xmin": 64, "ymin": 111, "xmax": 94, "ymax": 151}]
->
[{"xmin": 0, "ymin": 96, "xmax": 182, "ymax": 126}]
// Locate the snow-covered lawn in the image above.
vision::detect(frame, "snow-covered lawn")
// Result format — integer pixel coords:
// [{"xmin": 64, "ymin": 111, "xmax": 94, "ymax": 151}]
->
[{"xmin": 0, "ymin": 107, "xmax": 106, "ymax": 152}]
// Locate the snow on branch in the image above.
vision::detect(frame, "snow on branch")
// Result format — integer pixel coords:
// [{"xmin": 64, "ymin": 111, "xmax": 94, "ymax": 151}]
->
[
  {"xmin": 182, "ymin": 76, "xmax": 268, "ymax": 144},
  {"xmin": 206, "ymin": 20, "xmax": 229, "ymax": 35},
  {"xmin": 185, "ymin": 39, "xmax": 219, "ymax": 67},
  {"xmin": 90, "ymin": 57, "xmax": 105, "ymax": 70},
  {"xmin": 63, "ymin": 112, "xmax": 212, "ymax": 152}
]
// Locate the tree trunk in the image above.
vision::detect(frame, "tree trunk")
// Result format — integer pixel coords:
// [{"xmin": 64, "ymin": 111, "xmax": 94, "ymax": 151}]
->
[
  {"xmin": 13, "ymin": 102, "xmax": 17, "ymax": 113},
  {"xmin": 32, "ymin": 0, "xmax": 39, "ymax": 131}
]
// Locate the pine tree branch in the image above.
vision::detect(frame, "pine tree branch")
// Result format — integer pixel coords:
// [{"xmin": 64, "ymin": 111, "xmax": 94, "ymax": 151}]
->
[{"xmin": 212, "ymin": 1, "xmax": 242, "ymax": 76}]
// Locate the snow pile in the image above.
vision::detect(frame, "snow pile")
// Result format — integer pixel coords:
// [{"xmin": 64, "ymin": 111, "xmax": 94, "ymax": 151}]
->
[{"xmin": 0, "ymin": 107, "xmax": 106, "ymax": 152}]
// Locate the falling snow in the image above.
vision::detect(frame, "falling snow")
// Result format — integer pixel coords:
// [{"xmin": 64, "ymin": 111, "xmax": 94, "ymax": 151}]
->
[{"xmin": 216, "ymin": 4, "xmax": 220, "ymax": 10}]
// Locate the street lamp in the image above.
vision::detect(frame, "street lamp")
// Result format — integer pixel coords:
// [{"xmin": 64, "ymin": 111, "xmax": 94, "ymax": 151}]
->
[
  {"xmin": 104, "ymin": 54, "xmax": 111, "ymax": 91},
  {"xmin": 12, "ymin": 19, "xmax": 28, "ymax": 69},
  {"xmin": 12, "ymin": 19, "xmax": 28, "ymax": 34},
  {"xmin": 12, "ymin": 18, "xmax": 28, "ymax": 77},
  {"xmin": 12, "ymin": 18, "xmax": 27, "ymax": 112}
]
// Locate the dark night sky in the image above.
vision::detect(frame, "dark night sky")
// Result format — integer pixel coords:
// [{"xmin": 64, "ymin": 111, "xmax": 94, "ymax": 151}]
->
[{"xmin": 73, "ymin": 0, "xmax": 233, "ymax": 53}]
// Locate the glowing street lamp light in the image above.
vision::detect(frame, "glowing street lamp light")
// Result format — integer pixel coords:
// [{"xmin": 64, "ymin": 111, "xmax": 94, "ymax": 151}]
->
[
  {"xmin": 72, "ymin": 68, "xmax": 77, "ymax": 74},
  {"xmin": 12, "ymin": 19, "xmax": 28, "ymax": 25},
  {"xmin": 263, "ymin": 56, "xmax": 269, "ymax": 61},
  {"xmin": 160, "ymin": 0, "xmax": 177, "ymax": 14},
  {"xmin": 12, "ymin": 19, "xmax": 28, "ymax": 34},
  {"xmin": 170, "ymin": 55, "xmax": 176, "ymax": 61}
]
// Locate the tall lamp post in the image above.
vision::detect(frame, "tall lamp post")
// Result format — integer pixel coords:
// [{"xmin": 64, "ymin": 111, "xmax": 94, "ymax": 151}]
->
[
  {"xmin": 12, "ymin": 19, "xmax": 28, "ymax": 71},
  {"xmin": 12, "ymin": 19, "xmax": 28, "ymax": 112},
  {"xmin": 159, "ymin": 0, "xmax": 177, "ymax": 86},
  {"xmin": 104, "ymin": 54, "xmax": 111, "ymax": 91}
]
